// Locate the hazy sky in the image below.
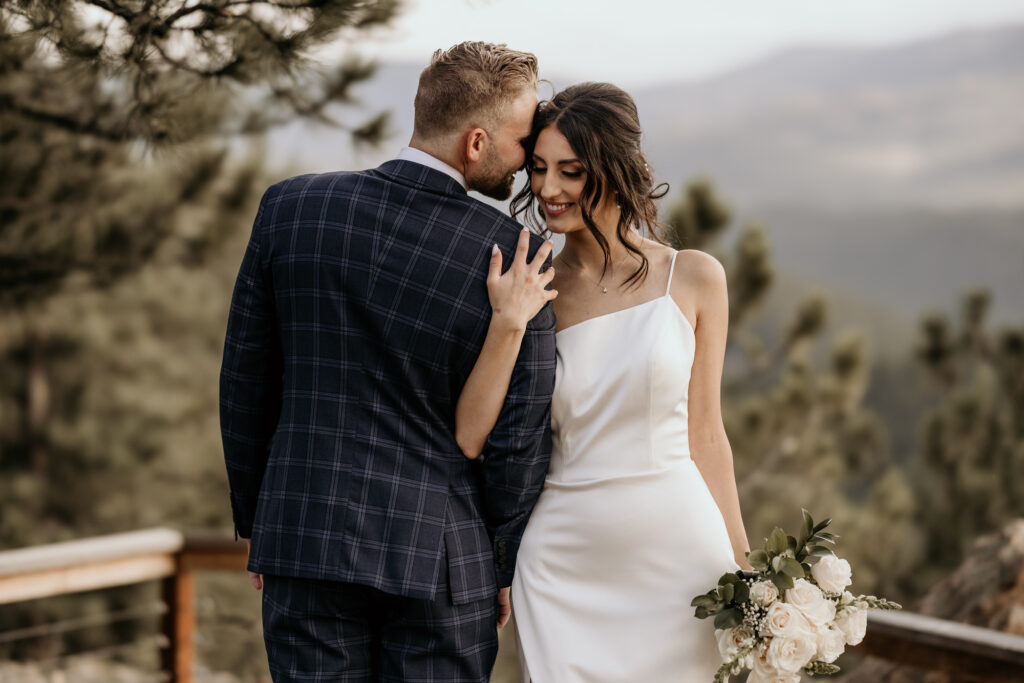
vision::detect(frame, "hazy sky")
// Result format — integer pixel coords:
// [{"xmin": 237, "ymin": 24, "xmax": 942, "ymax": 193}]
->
[{"xmin": 358, "ymin": 0, "xmax": 1024, "ymax": 86}]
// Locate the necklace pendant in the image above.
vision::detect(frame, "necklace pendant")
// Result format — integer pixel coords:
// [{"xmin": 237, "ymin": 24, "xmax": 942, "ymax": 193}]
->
[{"xmin": 601, "ymin": 287, "xmax": 607, "ymax": 294}]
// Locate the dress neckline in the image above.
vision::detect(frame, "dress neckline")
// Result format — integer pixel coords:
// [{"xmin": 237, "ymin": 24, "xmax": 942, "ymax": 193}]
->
[
  {"xmin": 555, "ymin": 293, "xmax": 695, "ymax": 338},
  {"xmin": 556, "ymin": 250, "xmax": 686, "ymax": 337}
]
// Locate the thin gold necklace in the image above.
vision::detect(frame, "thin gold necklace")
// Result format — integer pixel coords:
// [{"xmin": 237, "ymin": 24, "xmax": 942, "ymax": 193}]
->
[
  {"xmin": 559, "ymin": 259, "xmax": 611, "ymax": 294},
  {"xmin": 557, "ymin": 247, "xmax": 637, "ymax": 294}
]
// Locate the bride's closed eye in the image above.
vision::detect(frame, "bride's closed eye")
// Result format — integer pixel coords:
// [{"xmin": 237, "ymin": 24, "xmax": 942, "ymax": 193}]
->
[{"xmin": 531, "ymin": 166, "xmax": 583, "ymax": 179}]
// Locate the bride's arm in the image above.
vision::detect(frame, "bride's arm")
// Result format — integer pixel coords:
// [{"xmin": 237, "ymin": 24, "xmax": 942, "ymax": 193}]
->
[
  {"xmin": 675, "ymin": 249, "xmax": 753, "ymax": 570},
  {"xmin": 456, "ymin": 230, "xmax": 556, "ymax": 460}
]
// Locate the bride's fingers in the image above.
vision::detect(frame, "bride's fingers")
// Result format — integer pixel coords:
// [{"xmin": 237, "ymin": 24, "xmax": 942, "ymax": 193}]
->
[
  {"xmin": 530, "ymin": 239, "xmax": 554, "ymax": 270},
  {"xmin": 487, "ymin": 244, "xmax": 503, "ymax": 285},
  {"xmin": 545, "ymin": 288, "xmax": 559, "ymax": 301},
  {"xmin": 513, "ymin": 228, "xmax": 530, "ymax": 269},
  {"xmin": 541, "ymin": 267, "xmax": 556, "ymax": 285}
]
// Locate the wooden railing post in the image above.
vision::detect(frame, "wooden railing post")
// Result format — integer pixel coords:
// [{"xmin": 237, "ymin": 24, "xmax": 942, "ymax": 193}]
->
[{"xmin": 161, "ymin": 554, "xmax": 195, "ymax": 683}]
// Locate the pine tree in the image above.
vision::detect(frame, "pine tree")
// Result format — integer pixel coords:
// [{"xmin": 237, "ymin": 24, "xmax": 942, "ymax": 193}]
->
[
  {"xmin": 1, "ymin": 0, "xmax": 398, "ymax": 306},
  {"xmin": 663, "ymin": 180, "xmax": 922, "ymax": 600},
  {"xmin": 913, "ymin": 290, "xmax": 1024, "ymax": 582},
  {"xmin": 0, "ymin": 0, "xmax": 401, "ymax": 664}
]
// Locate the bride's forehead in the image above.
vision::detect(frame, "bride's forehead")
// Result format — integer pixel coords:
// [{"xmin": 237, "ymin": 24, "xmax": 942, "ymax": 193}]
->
[{"xmin": 534, "ymin": 126, "xmax": 576, "ymax": 159}]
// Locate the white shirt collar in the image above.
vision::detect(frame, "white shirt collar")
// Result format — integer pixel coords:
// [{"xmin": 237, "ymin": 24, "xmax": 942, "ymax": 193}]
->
[{"xmin": 396, "ymin": 147, "xmax": 468, "ymax": 190}]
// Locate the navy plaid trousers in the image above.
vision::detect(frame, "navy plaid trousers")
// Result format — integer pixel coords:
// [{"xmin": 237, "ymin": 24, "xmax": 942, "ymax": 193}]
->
[
  {"xmin": 262, "ymin": 569, "xmax": 498, "ymax": 682},
  {"xmin": 220, "ymin": 160, "xmax": 555, "ymax": 679}
]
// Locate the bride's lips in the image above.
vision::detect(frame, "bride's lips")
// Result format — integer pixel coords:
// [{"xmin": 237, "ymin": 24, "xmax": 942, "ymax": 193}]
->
[{"xmin": 543, "ymin": 201, "xmax": 573, "ymax": 218}]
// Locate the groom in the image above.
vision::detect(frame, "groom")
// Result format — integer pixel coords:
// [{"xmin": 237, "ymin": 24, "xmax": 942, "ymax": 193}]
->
[{"xmin": 219, "ymin": 42, "xmax": 556, "ymax": 681}]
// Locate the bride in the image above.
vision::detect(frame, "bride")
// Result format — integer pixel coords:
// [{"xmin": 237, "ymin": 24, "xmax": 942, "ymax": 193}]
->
[{"xmin": 456, "ymin": 82, "xmax": 752, "ymax": 682}]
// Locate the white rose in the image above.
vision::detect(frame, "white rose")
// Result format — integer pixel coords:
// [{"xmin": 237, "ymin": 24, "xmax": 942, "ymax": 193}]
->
[
  {"xmin": 785, "ymin": 578, "xmax": 836, "ymax": 629},
  {"xmin": 750, "ymin": 580, "xmax": 780, "ymax": 607},
  {"xmin": 748, "ymin": 665, "xmax": 801, "ymax": 683},
  {"xmin": 748, "ymin": 643, "xmax": 800, "ymax": 683},
  {"xmin": 816, "ymin": 625, "xmax": 847, "ymax": 663},
  {"xmin": 835, "ymin": 605, "xmax": 868, "ymax": 645},
  {"xmin": 716, "ymin": 625, "xmax": 756, "ymax": 660},
  {"xmin": 766, "ymin": 632, "xmax": 818, "ymax": 673},
  {"xmin": 765, "ymin": 601, "xmax": 814, "ymax": 638},
  {"xmin": 811, "ymin": 555, "xmax": 852, "ymax": 595}
]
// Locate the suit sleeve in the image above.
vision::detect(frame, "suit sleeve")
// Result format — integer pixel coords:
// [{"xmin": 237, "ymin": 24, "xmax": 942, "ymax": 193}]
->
[
  {"xmin": 219, "ymin": 191, "xmax": 282, "ymax": 539},
  {"xmin": 480, "ymin": 297, "xmax": 557, "ymax": 587}
]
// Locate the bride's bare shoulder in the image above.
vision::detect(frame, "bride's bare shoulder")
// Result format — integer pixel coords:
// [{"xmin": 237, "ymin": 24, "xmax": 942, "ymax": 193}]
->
[{"xmin": 671, "ymin": 249, "xmax": 726, "ymax": 292}]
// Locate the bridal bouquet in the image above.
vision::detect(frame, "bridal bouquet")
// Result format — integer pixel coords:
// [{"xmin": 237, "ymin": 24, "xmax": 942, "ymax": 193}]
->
[{"xmin": 691, "ymin": 510, "xmax": 901, "ymax": 682}]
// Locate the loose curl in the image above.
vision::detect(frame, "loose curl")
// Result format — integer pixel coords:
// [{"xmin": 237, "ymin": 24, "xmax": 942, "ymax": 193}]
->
[{"xmin": 511, "ymin": 82, "xmax": 669, "ymax": 288}]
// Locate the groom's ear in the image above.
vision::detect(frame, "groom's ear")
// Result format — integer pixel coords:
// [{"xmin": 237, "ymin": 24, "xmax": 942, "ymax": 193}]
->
[{"xmin": 464, "ymin": 127, "xmax": 488, "ymax": 163}]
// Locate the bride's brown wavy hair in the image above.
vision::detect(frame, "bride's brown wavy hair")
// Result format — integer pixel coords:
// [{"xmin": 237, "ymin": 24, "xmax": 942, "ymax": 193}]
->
[{"xmin": 511, "ymin": 81, "xmax": 669, "ymax": 287}]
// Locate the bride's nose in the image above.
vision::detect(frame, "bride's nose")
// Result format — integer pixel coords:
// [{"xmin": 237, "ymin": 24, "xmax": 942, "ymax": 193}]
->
[{"xmin": 538, "ymin": 173, "xmax": 561, "ymax": 200}]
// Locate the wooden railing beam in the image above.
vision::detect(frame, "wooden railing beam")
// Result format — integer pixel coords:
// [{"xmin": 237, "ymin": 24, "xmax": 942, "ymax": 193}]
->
[
  {"xmin": 4, "ymin": 530, "xmax": 1024, "ymax": 682},
  {"xmin": 856, "ymin": 610, "xmax": 1024, "ymax": 682},
  {"xmin": 161, "ymin": 556, "xmax": 196, "ymax": 683}
]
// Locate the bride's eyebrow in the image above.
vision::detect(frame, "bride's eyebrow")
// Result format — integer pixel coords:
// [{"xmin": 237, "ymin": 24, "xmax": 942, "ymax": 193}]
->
[{"xmin": 532, "ymin": 154, "xmax": 581, "ymax": 165}]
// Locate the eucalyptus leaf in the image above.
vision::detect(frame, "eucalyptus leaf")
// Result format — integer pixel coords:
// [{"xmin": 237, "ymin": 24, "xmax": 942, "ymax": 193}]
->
[
  {"xmin": 747, "ymin": 549, "xmax": 769, "ymax": 570},
  {"xmin": 721, "ymin": 582, "xmax": 735, "ymax": 603},
  {"xmin": 802, "ymin": 508, "xmax": 814, "ymax": 536},
  {"xmin": 718, "ymin": 573, "xmax": 741, "ymax": 586},
  {"xmin": 733, "ymin": 580, "xmax": 750, "ymax": 603},
  {"xmin": 713, "ymin": 607, "xmax": 743, "ymax": 629},
  {"xmin": 691, "ymin": 595, "xmax": 717, "ymax": 608},
  {"xmin": 768, "ymin": 527, "xmax": 788, "ymax": 554},
  {"xmin": 780, "ymin": 557, "xmax": 805, "ymax": 578},
  {"xmin": 812, "ymin": 518, "xmax": 832, "ymax": 533},
  {"xmin": 771, "ymin": 571, "xmax": 794, "ymax": 592},
  {"xmin": 805, "ymin": 661, "xmax": 842, "ymax": 675},
  {"xmin": 695, "ymin": 606, "xmax": 710, "ymax": 619}
]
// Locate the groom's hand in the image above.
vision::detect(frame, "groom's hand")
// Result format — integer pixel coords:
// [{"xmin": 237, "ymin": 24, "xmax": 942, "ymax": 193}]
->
[
  {"xmin": 497, "ymin": 587, "xmax": 511, "ymax": 629},
  {"xmin": 245, "ymin": 540, "xmax": 263, "ymax": 590}
]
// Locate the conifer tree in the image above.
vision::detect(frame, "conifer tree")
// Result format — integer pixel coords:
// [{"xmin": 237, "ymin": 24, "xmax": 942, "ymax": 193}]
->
[
  {"xmin": 663, "ymin": 180, "xmax": 921, "ymax": 599},
  {"xmin": 914, "ymin": 290, "xmax": 1024, "ymax": 581},
  {"xmin": 0, "ymin": 0, "xmax": 401, "ymax": 664}
]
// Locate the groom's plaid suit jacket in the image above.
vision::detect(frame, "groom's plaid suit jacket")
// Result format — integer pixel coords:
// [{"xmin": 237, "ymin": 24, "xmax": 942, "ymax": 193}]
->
[{"xmin": 220, "ymin": 160, "xmax": 556, "ymax": 605}]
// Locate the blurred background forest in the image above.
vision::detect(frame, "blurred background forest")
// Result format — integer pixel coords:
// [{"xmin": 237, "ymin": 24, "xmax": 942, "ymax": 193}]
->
[{"xmin": 1, "ymin": 0, "xmax": 1022, "ymax": 681}]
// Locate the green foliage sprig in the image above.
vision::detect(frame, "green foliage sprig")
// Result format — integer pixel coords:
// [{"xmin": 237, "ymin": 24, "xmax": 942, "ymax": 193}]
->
[
  {"xmin": 691, "ymin": 509, "xmax": 837, "ymax": 629},
  {"xmin": 747, "ymin": 508, "xmax": 838, "ymax": 592}
]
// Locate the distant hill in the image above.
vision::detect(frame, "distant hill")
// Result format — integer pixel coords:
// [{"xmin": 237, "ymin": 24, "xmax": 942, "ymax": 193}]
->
[
  {"xmin": 263, "ymin": 24, "xmax": 1024, "ymax": 337},
  {"xmin": 735, "ymin": 205, "xmax": 1024, "ymax": 325},
  {"xmin": 633, "ymin": 24, "xmax": 1024, "ymax": 210},
  {"xmin": 269, "ymin": 24, "xmax": 1024, "ymax": 211}
]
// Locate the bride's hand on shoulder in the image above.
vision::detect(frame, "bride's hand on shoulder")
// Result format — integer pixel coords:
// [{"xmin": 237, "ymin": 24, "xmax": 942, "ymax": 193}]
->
[{"xmin": 487, "ymin": 229, "xmax": 557, "ymax": 333}]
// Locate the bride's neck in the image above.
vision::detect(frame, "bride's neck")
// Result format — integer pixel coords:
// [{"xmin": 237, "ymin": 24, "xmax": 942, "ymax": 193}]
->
[{"xmin": 559, "ymin": 224, "xmax": 642, "ymax": 274}]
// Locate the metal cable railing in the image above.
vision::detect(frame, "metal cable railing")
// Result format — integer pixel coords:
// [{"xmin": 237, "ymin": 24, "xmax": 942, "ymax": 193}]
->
[
  {"xmin": 1, "ymin": 528, "xmax": 1022, "ymax": 682},
  {"xmin": 0, "ymin": 601, "xmax": 166, "ymax": 645}
]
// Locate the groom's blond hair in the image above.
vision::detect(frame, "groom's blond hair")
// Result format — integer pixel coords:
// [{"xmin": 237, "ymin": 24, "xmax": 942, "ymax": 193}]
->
[{"xmin": 414, "ymin": 42, "xmax": 538, "ymax": 140}]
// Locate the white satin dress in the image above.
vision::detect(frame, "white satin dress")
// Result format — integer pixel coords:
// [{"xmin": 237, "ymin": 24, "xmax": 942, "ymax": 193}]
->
[{"xmin": 511, "ymin": 252, "xmax": 739, "ymax": 682}]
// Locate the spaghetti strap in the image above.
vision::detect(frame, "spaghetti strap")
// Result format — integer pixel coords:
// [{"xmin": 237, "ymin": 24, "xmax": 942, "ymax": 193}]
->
[{"xmin": 665, "ymin": 251, "xmax": 679, "ymax": 296}]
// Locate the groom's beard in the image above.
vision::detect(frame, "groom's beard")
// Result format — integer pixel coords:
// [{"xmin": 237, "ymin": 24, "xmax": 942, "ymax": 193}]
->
[
  {"xmin": 476, "ymin": 172, "xmax": 516, "ymax": 200},
  {"xmin": 471, "ymin": 155, "xmax": 517, "ymax": 200}
]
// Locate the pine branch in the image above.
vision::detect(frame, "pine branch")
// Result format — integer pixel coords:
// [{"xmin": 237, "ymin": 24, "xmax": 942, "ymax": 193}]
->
[{"xmin": 0, "ymin": 95, "xmax": 130, "ymax": 141}]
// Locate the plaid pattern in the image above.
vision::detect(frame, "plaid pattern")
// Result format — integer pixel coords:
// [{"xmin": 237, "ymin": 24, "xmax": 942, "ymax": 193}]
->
[
  {"xmin": 220, "ymin": 160, "xmax": 556, "ymax": 607},
  {"xmin": 261, "ymin": 572, "xmax": 499, "ymax": 682}
]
